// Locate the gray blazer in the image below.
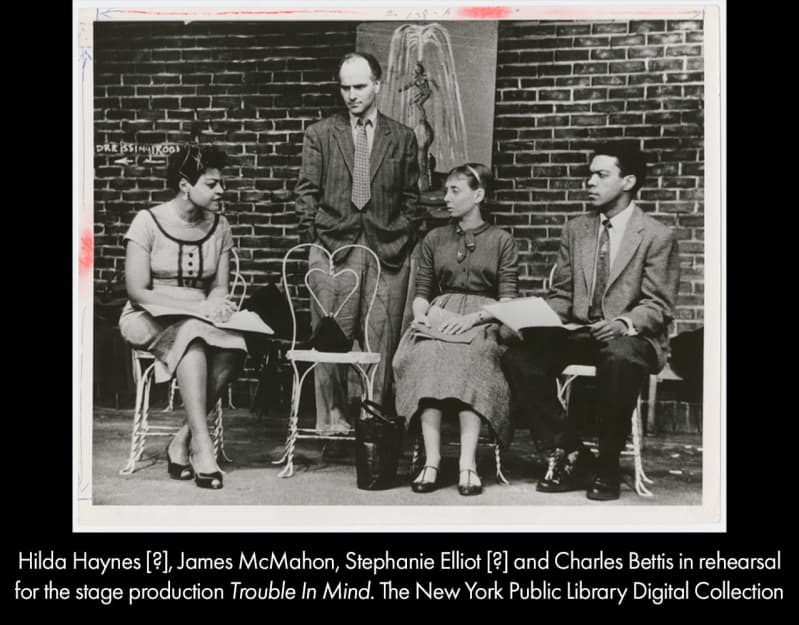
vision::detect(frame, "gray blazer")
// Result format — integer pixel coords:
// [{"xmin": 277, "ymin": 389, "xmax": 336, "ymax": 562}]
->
[
  {"xmin": 548, "ymin": 204, "xmax": 680, "ymax": 370},
  {"xmin": 294, "ymin": 111, "xmax": 420, "ymax": 270}
]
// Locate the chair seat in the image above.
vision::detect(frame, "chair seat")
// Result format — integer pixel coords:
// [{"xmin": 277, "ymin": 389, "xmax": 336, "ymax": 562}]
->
[
  {"xmin": 657, "ymin": 362, "xmax": 683, "ymax": 381},
  {"xmin": 562, "ymin": 364, "xmax": 597, "ymax": 377},
  {"xmin": 286, "ymin": 349, "xmax": 381, "ymax": 364}
]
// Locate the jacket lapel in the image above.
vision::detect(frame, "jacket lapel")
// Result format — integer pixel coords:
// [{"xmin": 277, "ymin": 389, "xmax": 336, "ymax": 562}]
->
[
  {"xmin": 580, "ymin": 216, "xmax": 599, "ymax": 293},
  {"xmin": 332, "ymin": 115, "xmax": 354, "ymax": 176},
  {"xmin": 607, "ymin": 205, "xmax": 644, "ymax": 289},
  {"xmin": 370, "ymin": 113, "xmax": 393, "ymax": 181}
]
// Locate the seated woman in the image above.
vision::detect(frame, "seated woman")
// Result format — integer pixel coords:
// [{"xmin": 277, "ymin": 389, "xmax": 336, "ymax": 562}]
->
[
  {"xmin": 392, "ymin": 163, "xmax": 518, "ymax": 496},
  {"xmin": 119, "ymin": 144, "xmax": 246, "ymax": 490}
]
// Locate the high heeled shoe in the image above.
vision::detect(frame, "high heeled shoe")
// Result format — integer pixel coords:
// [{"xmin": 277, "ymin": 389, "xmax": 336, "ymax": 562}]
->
[
  {"xmin": 411, "ymin": 465, "xmax": 440, "ymax": 493},
  {"xmin": 190, "ymin": 456, "xmax": 224, "ymax": 489},
  {"xmin": 194, "ymin": 471, "xmax": 224, "ymax": 490},
  {"xmin": 166, "ymin": 445, "xmax": 194, "ymax": 481},
  {"xmin": 457, "ymin": 469, "xmax": 483, "ymax": 496}
]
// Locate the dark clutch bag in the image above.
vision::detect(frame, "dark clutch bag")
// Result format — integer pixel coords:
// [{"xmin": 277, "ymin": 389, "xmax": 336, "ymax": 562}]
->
[{"xmin": 310, "ymin": 315, "xmax": 353, "ymax": 352}]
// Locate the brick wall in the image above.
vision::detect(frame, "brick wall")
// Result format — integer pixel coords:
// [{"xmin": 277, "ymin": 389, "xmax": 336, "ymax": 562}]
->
[
  {"xmin": 94, "ymin": 21, "xmax": 357, "ymax": 291},
  {"xmin": 93, "ymin": 20, "xmax": 704, "ymax": 428},
  {"xmin": 93, "ymin": 21, "xmax": 357, "ymax": 398}
]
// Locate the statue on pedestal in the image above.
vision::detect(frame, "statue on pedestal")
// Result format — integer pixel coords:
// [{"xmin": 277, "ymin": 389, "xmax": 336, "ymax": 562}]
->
[{"xmin": 399, "ymin": 62, "xmax": 439, "ymax": 192}]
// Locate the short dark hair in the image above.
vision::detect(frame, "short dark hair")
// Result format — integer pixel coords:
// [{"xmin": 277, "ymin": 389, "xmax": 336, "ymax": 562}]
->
[
  {"xmin": 337, "ymin": 52, "xmax": 382, "ymax": 82},
  {"xmin": 166, "ymin": 144, "xmax": 228, "ymax": 192},
  {"xmin": 446, "ymin": 162, "xmax": 494, "ymax": 196},
  {"xmin": 591, "ymin": 141, "xmax": 647, "ymax": 194}
]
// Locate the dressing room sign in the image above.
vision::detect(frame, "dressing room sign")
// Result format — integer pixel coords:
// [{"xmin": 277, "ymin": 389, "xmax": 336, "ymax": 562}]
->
[{"xmin": 95, "ymin": 143, "xmax": 179, "ymax": 156}]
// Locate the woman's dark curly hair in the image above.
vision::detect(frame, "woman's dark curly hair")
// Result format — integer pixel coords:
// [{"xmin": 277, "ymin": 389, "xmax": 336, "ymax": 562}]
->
[{"xmin": 166, "ymin": 144, "xmax": 228, "ymax": 192}]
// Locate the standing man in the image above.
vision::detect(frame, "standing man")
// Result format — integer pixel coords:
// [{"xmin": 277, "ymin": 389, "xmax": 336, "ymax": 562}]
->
[
  {"xmin": 501, "ymin": 142, "xmax": 680, "ymax": 500},
  {"xmin": 295, "ymin": 52, "xmax": 420, "ymax": 433}
]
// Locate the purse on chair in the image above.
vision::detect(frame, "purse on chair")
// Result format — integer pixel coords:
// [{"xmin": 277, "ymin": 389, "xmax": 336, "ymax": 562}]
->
[
  {"xmin": 310, "ymin": 314, "xmax": 353, "ymax": 352},
  {"xmin": 354, "ymin": 400, "xmax": 404, "ymax": 490}
]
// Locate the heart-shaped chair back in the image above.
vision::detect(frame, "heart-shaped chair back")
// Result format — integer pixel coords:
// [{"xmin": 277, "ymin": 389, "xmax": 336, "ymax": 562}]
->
[{"xmin": 281, "ymin": 243, "xmax": 382, "ymax": 353}]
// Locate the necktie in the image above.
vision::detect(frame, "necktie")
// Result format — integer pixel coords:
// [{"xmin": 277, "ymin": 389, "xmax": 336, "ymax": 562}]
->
[
  {"xmin": 589, "ymin": 219, "xmax": 612, "ymax": 321},
  {"xmin": 352, "ymin": 119, "xmax": 371, "ymax": 210}
]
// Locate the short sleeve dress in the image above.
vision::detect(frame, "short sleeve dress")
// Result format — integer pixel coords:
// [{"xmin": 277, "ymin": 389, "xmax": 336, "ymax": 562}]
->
[
  {"xmin": 392, "ymin": 223, "xmax": 519, "ymax": 447},
  {"xmin": 118, "ymin": 208, "xmax": 247, "ymax": 384}
]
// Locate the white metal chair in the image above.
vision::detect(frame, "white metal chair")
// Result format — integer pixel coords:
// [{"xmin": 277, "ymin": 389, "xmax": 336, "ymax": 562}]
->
[
  {"xmin": 119, "ymin": 248, "xmax": 247, "ymax": 475},
  {"xmin": 274, "ymin": 243, "xmax": 382, "ymax": 478}
]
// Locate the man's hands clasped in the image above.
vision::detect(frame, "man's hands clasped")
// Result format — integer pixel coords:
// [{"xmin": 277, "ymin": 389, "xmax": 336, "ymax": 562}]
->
[{"xmin": 589, "ymin": 319, "xmax": 627, "ymax": 342}]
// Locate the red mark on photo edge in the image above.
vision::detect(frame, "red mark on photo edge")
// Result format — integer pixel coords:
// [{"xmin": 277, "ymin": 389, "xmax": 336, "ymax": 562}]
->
[
  {"xmin": 79, "ymin": 230, "xmax": 93, "ymax": 275},
  {"xmin": 456, "ymin": 6, "xmax": 513, "ymax": 19}
]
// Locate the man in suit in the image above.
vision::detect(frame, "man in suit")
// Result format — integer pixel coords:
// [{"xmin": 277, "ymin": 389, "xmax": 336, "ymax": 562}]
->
[
  {"xmin": 501, "ymin": 142, "xmax": 680, "ymax": 500},
  {"xmin": 295, "ymin": 52, "xmax": 420, "ymax": 432}
]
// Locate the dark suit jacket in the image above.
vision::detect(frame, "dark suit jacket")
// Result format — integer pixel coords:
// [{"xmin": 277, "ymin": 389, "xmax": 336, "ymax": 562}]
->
[
  {"xmin": 548, "ymin": 204, "xmax": 680, "ymax": 370},
  {"xmin": 295, "ymin": 111, "xmax": 421, "ymax": 270}
]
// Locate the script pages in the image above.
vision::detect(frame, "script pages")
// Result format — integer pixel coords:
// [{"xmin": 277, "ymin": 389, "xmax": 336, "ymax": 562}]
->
[
  {"xmin": 141, "ymin": 304, "xmax": 274, "ymax": 335},
  {"xmin": 482, "ymin": 297, "xmax": 585, "ymax": 333}
]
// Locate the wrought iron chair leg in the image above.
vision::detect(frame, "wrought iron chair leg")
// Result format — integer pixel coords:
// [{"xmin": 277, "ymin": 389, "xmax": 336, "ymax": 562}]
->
[
  {"xmin": 120, "ymin": 366, "xmax": 153, "ymax": 475},
  {"xmin": 211, "ymin": 399, "xmax": 232, "ymax": 463},
  {"xmin": 277, "ymin": 371, "xmax": 302, "ymax": 478},
  {"xmin": 494, "ymin": 443, "xmax": 510, "ymax": 485},
  {"xmin": 632, "ymin": 405, "xmax": 654, "ymax": 496},
  {"xmin": 410, "ymin": 433, "xmax": 424, "ymax": 477}
]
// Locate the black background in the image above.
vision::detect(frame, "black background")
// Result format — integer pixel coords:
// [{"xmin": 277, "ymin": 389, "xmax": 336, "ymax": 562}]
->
[{"xmin": 5, "ymin": 3, "xmax": 786, "ymax": 615}]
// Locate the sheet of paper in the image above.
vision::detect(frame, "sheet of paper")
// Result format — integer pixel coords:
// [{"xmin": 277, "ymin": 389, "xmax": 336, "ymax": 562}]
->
[
  {"xmin": 141, "ymin": 304, "xmax": 274, "ymax": 335},
  {"xmin": 482, "ymin": 297, "xmax": 583, "ymax": 332}
]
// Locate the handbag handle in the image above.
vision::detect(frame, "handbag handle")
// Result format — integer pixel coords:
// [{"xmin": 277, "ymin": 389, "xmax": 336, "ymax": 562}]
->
[{"xmin": 360, "ymin": 400, "xmax": 396, "ymax": 425}]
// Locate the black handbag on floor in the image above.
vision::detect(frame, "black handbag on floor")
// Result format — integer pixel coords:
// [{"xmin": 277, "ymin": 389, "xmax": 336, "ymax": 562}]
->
[{"xmin": 354, "ymin": 400, "xmax": 404, "ymax": 490}]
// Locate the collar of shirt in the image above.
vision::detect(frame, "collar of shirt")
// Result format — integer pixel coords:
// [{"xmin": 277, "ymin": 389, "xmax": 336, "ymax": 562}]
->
[
  {"xmin": 455, "ymin": 222, "xmax": 491, "ymax": 236},
  {"xmin": 601, "ymin": 200, "xmax": 635, "ymax": 232},
  {"xmin": 349, "ymin": 109, "xmax": 378, "ymax": 154},
  {"xmin": 454, "ymin": 222, "xmax": 490, "ymax": 263},
  {"xmin": 349, "ymin": 108, "xmax": 378, "ymax": 129}
]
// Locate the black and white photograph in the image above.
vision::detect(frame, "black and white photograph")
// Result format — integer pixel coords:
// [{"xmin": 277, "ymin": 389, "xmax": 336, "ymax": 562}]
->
[{"xmin": 76, "ymin": 1, "xmax": 722, "ymax": 530}]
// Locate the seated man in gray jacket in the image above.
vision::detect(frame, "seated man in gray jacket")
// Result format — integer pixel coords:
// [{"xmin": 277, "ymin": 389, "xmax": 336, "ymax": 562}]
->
[{"xmin": 502, "ymin": 142, "xmax": 680, "ymax": 501}]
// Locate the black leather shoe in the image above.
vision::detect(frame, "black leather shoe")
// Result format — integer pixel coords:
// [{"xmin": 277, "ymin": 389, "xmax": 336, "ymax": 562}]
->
[
  {"xmin": 457, "ymin": 469, "xmax": 483, "ymax": 496},
  {"xmin": 411, "ymin": 466, "xmax": 439, "ymax": 493},
  {"xmin": 166, "ymin": 446, "xmax": 194, "ymax": 481},
  {"xmin": 537, "ymin": 448, "xmax": 594, "ymax": 493},
  {"xmin": 586, "ymin": 474, "xmax": 620, "ymax": 501}
]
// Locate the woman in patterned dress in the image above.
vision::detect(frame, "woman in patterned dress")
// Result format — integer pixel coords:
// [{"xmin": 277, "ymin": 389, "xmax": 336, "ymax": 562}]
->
[
  {"xmin": 393, "ymin": 163, "xmax": 518, "ymax": 496},
  {"xmin": 119, "ymin": 145, "xmax": 246, "ymax": 490}
]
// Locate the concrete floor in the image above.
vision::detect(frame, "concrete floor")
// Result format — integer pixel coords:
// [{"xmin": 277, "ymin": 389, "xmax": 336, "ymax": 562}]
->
[{"xmin": 91, "ymin": 404, "xmax": 702, "ymax": 508}]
